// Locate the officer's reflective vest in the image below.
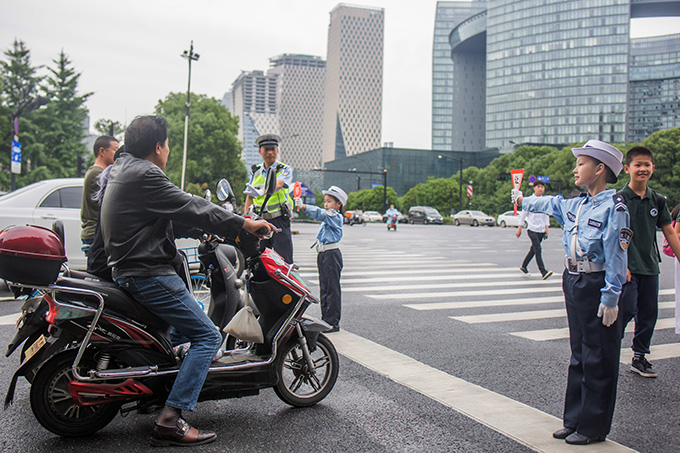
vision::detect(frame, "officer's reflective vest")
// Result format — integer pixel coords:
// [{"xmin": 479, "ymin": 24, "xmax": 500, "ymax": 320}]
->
[{"xmin": 251, "ymin": 161, "xmax": 291, "ymax": 213}]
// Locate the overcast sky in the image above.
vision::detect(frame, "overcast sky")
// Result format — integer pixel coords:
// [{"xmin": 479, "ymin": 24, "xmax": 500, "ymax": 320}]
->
[{"xmin": 1, "ymin": 1, "xmax": 679, "ymax": 149}]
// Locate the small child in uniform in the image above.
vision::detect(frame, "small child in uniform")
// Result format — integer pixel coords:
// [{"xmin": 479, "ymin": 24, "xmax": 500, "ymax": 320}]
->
[
  {"xmin": 294, "ymin": 186, "xmax": 347, "ymax": 333},
  {"xmin": 513, "ymin": 140, "xmax": 630, "ymax": 446}
]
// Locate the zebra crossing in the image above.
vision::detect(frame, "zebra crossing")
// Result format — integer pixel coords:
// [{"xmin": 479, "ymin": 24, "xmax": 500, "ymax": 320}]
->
[{"xmin": 294, "ymin": 243, "xmax": 680, "ymax": 363}]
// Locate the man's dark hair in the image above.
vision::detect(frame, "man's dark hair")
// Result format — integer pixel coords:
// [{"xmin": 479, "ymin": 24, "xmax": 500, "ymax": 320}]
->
[
  {"xmin": 124, "ymin": 115, "xmax": 168, "ymax": 159},
  {"xmin": 92, "ymin": 136, "xmax": 118, "ymax": 159},
  {"xmin": 588, "ymin": 156, "xmax": 617, "ymax": 184},
  {"xmin": 625, "ymin": 146, "xmax": 654, "ymax": 166},
  {"xmin": 533, "ymin": 180, "xmax": 545, "ymax": 188}
]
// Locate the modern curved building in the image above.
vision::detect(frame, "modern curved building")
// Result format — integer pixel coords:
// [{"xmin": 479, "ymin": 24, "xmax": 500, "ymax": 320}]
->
[{"xmin": 433, "ymin": 0, "xmax": 680, "ymax": 152}]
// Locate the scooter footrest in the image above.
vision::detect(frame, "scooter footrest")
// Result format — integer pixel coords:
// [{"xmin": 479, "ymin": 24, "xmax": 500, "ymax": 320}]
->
[{"xmin": 213, "ymin": 350, "xmax": 264, "ymax": 366}]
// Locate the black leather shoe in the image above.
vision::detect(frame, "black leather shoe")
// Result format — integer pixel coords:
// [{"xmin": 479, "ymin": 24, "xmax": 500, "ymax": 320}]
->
[
  {"xmin": 151, "ymin": 417, "xmax": 217, "ymax": 447},
  {"xmin": 552, "ymin": 427, "xmax": 576, "ymax": 439},
  {"xmin": 565, "ymin": 432, "xmax": 606, "ymax": 445},
  {"xmin": 325, "ymin": 326, "xmax": 340, "ymax": 333}
]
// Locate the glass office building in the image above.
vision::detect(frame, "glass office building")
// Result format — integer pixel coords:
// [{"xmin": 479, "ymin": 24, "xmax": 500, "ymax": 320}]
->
[
  {"xmin": 434, "ymin": 0, "xmax": 680, "ymax": 152},
  {"xmin": 432, "ymin": 1, "xmax": 487, "ymax": 152},
  {"xmin": 628, "ymin": 33, "xmax": 680, "ymax": 142}
]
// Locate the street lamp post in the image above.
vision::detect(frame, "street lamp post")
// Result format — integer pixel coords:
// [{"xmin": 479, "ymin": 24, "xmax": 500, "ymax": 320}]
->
[
  {"xmin": 9, "ymin": 93, "xmax": 49, "ymax": 191},
  {"xmin": 180, "ymin": 41, "xmax": 200, "ymax": 191},
  {"xmin": 438, "ymin": 154, "xmax": 464, "ymax": 212}
]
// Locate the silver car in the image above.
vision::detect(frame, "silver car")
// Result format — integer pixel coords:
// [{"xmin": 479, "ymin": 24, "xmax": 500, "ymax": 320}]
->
[{"xmin": 452, "ymin": 210, "xmax": 495, "ymax": 227}]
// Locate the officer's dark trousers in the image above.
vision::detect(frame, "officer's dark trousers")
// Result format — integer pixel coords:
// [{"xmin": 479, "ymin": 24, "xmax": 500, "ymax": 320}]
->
[
  {"xmin": 618, "ymin": 273, "xmax": 659, "ymax": 355},
  {"xmin": 521, "ymin": 230, "xmax": 546, "ymax": 273},
  {"xmin": 262, "ymin": 216, "xmax": 293, "ymax": 264},
  {"xmin": 562, "ymin": 270, "xmax": 621, "ymax": 438},
  {"xmin": 317, "ymin": 248, "xmax": 343, "ymax": 328}
]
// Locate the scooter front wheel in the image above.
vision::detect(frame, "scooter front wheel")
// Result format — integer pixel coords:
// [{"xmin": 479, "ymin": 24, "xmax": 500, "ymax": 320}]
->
[
  {"xmin": 30, "ymin": 351, "xmax": 121, "ymax": 437},
  {"xmin": 274, "ymin": 334, "xmax": 338, "ymax": 407}
]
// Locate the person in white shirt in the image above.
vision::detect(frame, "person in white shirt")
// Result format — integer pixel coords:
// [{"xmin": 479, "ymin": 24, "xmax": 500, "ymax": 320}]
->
[{"xmin": 516, "ymin": 181, "xmax": 553, "ymax": 279}]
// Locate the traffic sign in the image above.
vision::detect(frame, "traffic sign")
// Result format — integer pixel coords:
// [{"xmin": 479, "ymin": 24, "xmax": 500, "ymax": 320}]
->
[
  {"xmin": 11, "ymin": 140, "xmax": 21, "ymax": 174},
  {"xmin": 537, "ymin": 175, "xmax": 550, "ymax": 183},
  {"xmin": 467, "ymin": 185, "xmax": 473, "ymax": 198},
  {"xmin": 528, "ymin": 175, "xmax": 537, "ymax": 184}
]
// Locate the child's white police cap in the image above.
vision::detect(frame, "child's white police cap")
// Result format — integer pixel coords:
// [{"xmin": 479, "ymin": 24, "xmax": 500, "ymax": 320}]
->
[
  {"xmin": 322, "ymin": 186, "xmax": 348, "ymax": 206},
  {"xmin": 571, "ymin": 140, "xmax": 623, "ymax": 177}
]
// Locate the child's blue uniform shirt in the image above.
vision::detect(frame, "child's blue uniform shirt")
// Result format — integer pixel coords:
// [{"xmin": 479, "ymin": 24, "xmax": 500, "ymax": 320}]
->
[
  {"xmin": 303, "ymin": 205, "xmax": 343, "ymax": 244},
  {"xmin": 524, "ymin": 189, "xmax": 630, "ymax": 307}
]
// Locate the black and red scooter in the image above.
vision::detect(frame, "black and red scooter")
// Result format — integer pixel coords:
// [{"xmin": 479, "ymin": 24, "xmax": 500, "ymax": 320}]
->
[{"xmin": 1, "ymin": 172, "xmax": 338, "ymax": 437}]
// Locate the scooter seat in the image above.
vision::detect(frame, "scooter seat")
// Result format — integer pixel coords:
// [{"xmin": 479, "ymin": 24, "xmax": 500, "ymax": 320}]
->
[{"xmin": 54, "ymin": 277, "xmax": 170, "ymax": 331}]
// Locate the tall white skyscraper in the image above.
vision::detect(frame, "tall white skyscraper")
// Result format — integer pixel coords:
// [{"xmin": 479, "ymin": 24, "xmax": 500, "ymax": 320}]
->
[
  {"xmin": 230, "ymin": 70, "xmax": 280, "ymax": 169},
  {"xmin": 321, "ymin": 4, "xmax": 384, "ymax": 164},
  {"xmin": 268, "ymin": 54, "xmax": 326, "ymax": 170}
]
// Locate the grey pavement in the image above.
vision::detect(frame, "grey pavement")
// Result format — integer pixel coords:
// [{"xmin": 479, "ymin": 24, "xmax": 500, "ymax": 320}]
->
[{"xmin": 0, "ymin": 221, "xmax": 677, "ymax": 452}]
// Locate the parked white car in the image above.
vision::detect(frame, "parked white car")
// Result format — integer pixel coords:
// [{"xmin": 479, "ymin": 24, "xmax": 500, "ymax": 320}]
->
[
  {"xmin": 361, "ymin": 210, "xmax": 383, "ymax": 223},
  {"xmin": 496, "ymin": 210, "xmax": 527, "ymax": 228},
  {"xmin": 0, "ymin": 178, "xmax": 198, "ymax": 271},
  {"xmin": 0, "ymin": 179, "xmax": 87, "ymax": 269}
]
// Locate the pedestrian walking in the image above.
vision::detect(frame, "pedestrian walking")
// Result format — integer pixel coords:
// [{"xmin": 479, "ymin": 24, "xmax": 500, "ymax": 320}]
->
[
  {"xmin": 294, "ymin": 186, "xmax": 346, "ymax": 333},
  {"xmin": 617, "ymin": 146, "xmax": 680, "ymax": 378},
  {"xmin": 244, "ymin": 134, "xmax": 295, "ymax": 263},
  {"xmin": 516, "ymin": 180, "xmax": 552, "ymax": 279},
  {"xmin": 512, "ymin": 139, "xmax": 629, "ymax": 445}
]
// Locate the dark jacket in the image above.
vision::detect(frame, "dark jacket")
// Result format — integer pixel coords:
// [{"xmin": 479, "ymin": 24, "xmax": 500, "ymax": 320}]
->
[{"xmin": 101, "ymin": 154, "xmax": 245, "ymax": 278}]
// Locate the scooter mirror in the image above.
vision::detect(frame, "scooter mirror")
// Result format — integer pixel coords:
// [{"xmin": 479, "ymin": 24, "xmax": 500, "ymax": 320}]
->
[
  {"xmin": 216, "ymin": 179, "xmax": 235, "ymax": 202},
  {"xmin": 204, "ymin": 189, "xmax": 212, "ymax": 201}
]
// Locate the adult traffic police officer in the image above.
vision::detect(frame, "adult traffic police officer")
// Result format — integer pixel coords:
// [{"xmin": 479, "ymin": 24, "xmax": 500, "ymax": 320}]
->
[
  {"xmin": 244, "ymin": 134, "xmax": 294, "ymax": 263},
  {"xmin": 513, "ymin": 140, "xmax": 630, "ymax": 445}
]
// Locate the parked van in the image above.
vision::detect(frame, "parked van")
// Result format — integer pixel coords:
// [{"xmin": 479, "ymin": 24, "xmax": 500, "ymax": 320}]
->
[{"xmin": 408, "ymin": 206, "xmax": 444, "ymax": 224}]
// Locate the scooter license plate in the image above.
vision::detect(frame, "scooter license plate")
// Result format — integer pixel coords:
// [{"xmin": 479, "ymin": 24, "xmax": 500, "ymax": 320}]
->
[{"xmin": 24, "ymin": 334, "xmax": 46, "ymax": 362}]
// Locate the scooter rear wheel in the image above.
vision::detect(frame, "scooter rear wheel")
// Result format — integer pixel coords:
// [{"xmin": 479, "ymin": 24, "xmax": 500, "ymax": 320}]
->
[
  {"xmin": 30, "ymin": 351, "xmax": 121, "ymax": 437},
  {"xmin": 274, "ymin": 334, "xmax": 338, "ymax": 407}
]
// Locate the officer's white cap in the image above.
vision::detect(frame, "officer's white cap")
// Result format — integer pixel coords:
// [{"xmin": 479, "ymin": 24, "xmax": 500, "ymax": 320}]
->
[
  {"xmin": 322, "ymin": 186, "xmax": 348, "ymax": 206},
  {"xmin": 571, "ymin": 140, "xmax": 623, "ymax": 182}
]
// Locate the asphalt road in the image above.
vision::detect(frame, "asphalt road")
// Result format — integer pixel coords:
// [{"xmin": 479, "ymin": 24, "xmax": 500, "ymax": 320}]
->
[{"xmin": 0, "ymin": 221, "xmax": 678, "ymax": 452}]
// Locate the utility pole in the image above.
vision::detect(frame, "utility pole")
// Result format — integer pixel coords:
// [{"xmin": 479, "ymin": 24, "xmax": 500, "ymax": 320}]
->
[{"xmin": 180, "ymin": 41, "xmax": 199, "ymax": 191}]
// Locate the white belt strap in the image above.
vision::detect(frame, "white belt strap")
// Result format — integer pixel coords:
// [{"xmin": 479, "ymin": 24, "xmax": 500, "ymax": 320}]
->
[
  {"xmin": 570, "ymin": 198, "xmax": 587, "ymax": 263},
  {"xmin": 314, "ymin": 242, "xmax": 340, "ymax": 253}
]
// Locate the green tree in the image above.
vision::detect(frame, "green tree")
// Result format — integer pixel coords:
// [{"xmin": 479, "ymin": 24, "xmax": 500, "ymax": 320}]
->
[
  {"xmin": 25, "ymin": 50, "xmax": 92, "ymax": 182},
  {"xmin": 0, "ymin": 39, "xmax": 44, "ymax": 190},
  {"xmin": 155, "ymin": 92, "xmax": 247, "ymax": 202},
  {"xmin": 94, "ymin": 118, "xmax": 125, "ymax": 139},
  {"xmin": 639, "ymin": 127, "xmax": 680, "ymax": 206},
  {"xmin": 345, "ymin": 185, "xmax": 398, "ymax": 212}
]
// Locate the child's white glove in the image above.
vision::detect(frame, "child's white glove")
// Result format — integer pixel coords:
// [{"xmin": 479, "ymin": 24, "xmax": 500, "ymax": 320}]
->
[
  {"xmin": 294, "ymin": 197, "xmax": 303, "ymax": 209},
  {"xmin": 511, "ymin": 189, "xmax": 523, "ymax": 204},
  {"xmin": 597, "ymin": 303, "xmax": 619, "ymax": 327}
]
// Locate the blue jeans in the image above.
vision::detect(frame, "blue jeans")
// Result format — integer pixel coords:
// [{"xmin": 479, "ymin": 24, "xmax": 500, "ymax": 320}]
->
[{"xmin": 114, "ymin": 274, "xmax": 222, "ymax": 411}]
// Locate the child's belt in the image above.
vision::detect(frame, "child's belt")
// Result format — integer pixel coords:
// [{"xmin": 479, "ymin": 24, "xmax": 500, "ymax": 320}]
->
[{"xmin": 313, "ymin": 242, "xmax": 340, "ymax": 253}]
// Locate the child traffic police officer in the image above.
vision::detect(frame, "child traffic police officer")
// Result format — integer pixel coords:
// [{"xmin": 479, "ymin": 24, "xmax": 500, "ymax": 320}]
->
[
  {"xmin": 512, "ymin": 140, "xmax": 631, "ymax": 446},
  {"xmin": 294, "ymin": 186, "xmax": 347, "ymax": 333},
  {"xmin": 244, "ymin": 134, "xmax": 294, "ymax": 263}
]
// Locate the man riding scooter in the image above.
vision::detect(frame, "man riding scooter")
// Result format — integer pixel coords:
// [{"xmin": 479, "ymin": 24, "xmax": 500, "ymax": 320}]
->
[
  {"xmin": 101, "ymin": 115, "xmax": 275, "ymax": 447},
  {"xmin": 385, "ymin": 204, "xmax": 399, "ymax": 231}
]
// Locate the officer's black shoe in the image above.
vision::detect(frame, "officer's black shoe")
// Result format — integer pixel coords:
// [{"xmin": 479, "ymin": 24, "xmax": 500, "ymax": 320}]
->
[
  {"xmin": 565, "ymin": 432, "xmax": 606, "ymax": 445},
  {"xmin": 631, "ymin": 356, "xmax": 657, "ymax": 378},
  {"xmin": 325, "ymin": 326, "xmax": 340, "ymax": 333},
  {"xmin": 519, "ymin": 267, "xmax": 530, "ymax": 276},
  {"xmin": 542, "ymin": 270, "xmax": 553, "ymax": 280},
  {"xmin": 552, "ymin": 427, "xmax": 576, "ymax": 439}
]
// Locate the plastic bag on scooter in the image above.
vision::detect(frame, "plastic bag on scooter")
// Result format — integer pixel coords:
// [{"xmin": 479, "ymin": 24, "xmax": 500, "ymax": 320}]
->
[{"xmin": 223, "ymin": 305, "xmax": 264, "ymax": 343}]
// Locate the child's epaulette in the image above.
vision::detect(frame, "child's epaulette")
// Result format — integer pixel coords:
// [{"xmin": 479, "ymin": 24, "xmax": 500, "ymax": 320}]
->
[{"xmin": 613, "ymin": 191, "xmax": 627, "ymax": 212}]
